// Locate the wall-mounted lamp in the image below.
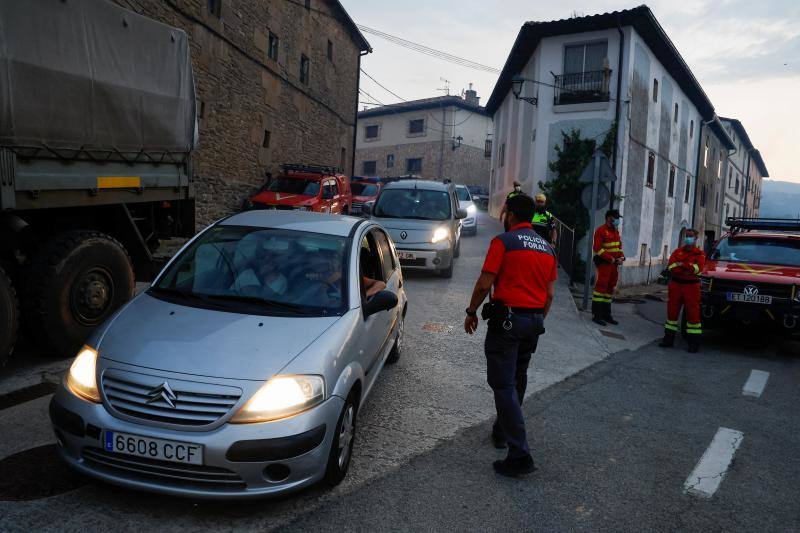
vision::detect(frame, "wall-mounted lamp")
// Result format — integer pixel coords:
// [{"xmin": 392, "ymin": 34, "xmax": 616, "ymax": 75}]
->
[
  {"xmin": 511, "ymin": 75, "xmax": 538, "ymax": 106},
  {"xmin": 451, "ymin": 135, "xmax": 463, "ymax": 151}
]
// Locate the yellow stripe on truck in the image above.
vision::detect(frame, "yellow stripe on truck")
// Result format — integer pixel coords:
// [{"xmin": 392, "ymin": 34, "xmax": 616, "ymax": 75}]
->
[{"xmin": 97, "ymin": 176, "xmax": 141, "ymax": 189}]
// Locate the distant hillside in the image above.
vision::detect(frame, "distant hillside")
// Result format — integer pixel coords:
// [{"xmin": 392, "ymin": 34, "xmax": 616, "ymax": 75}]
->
[{"xmin": 760, "ymin": 180, "xmax": 800, "ymax": 219}]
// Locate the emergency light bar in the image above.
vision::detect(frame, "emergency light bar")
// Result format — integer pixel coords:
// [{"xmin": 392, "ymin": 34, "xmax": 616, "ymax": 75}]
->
[
  {"xmin": 281, "ymin": 164, "xmax": 339, "ymax": 175},
  {"xmin": 727, "ymin": 217, "xmax": 800, "ymax": 234}
]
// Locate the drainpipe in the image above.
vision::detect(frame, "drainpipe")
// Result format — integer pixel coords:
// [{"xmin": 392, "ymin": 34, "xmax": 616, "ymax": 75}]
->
[
  {"xmin": 351, "ymin": 51, "xmax": 369, "ymax": 177},
  {"xmin": 691, "ymin": 117, "xmax": 714, "ymax": 228},
  {"xmin": 610, "ymin": 19, "xmax": 625, "ymax": 209}
]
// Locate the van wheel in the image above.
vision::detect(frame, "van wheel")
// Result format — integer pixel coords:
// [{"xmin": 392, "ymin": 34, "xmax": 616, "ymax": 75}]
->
[
  {"xmin": 324, "ymin": 391, "xmax": 358, "ymax": 487},
  {"xmin": 24, "ymin": 231, "xmax": 135, "ymax": 357},
  {"xmin": 440, "ymin": 261, "xmax": 454, "ymax": 278},
  {"xmin": 0, "ymin": 267, "xmax": 19, "ymax": 366}
]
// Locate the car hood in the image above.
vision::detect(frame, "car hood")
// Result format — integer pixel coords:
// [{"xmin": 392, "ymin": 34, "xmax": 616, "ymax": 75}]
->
[
  {"xmin": 251, "ymin": 191, "xmax": 314, "ymax": 206},
  {"xmin": 372, "ymin": 217, "xmax": 448, "ymax": 244},
  {"xmin": 703, "ymin": 260, "xmax": 800, "ymax": 285},
  {"xmin": 96, "ymin": 293, "xmax": 340, "ymax": 381}
]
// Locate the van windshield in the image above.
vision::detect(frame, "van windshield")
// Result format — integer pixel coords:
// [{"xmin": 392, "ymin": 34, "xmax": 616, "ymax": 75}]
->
[
  {"xmin": 266, "ymin": 177, "xmax": 320, "ymax": 196},
  {"xmin": 374, "ymin": 189, "xmax": 452, "ymax": 221},
  {"xmin": 710, "ymin": 237, "xmax": 800, "ymax": 267}
]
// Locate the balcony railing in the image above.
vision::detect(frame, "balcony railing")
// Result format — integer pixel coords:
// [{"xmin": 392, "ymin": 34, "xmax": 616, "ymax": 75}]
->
[{"xmin": 553, "ymin": 69, "xmax": 612, "ymax": 106}]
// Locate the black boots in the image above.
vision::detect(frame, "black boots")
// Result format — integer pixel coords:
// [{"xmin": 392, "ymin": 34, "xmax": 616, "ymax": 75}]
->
[
  {"xmin": 659, "ymin": 330, "xmax": 675, "ymax": 348},
  {"xmin": 591, "ymin": 300, "xmax": 607, "ymax": 326},
  {"xmin": 604, "ymin": 303, "xmax": 619, "ymax": 325},
  {"xmin": 493, "ymin": 455, "xmax": 537, "ymax": 477}
]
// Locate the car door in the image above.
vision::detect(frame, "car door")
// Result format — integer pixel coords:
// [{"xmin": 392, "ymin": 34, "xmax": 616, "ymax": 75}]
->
[
  {"xmin": 329, "ymin": 179, "xmax": 341, "ymax": 214},
  {"xmin": 356, "ymin": 230, "xmax": 392, "ymax": 388},
  {"xmin": 372, "ymin": 227, "xmax": 402, "ymax": 345}
]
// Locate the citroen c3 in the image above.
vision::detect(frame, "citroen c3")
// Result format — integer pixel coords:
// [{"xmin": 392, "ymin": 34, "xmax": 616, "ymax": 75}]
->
[
  {"xmin": 363, "ymin": 179, "xmax": 467, "ymax": 278},
  {"xmin": 49, "ymin": 211, "xmax": 407, "ymax": 499}
]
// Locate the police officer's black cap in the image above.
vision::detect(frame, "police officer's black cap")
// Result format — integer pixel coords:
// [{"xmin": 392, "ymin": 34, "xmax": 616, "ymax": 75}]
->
[{"xmin": 605, "ymin": 209, "xmax": 622, "ymax": 219}]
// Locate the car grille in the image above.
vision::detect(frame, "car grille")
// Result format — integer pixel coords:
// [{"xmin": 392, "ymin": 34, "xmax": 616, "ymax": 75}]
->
[
  {"xmin": 81, "ymin": 448, "xmax": 246, "ymax": 490},
  {"xmin": 102, "ymin": 369, "xmax": 242, "ymax": 427},
  {"xmin": 709, "ymin": 279, "xmax": 792, "ymax": 299},
  {"xmin": 400, "ymin": 258, "xmax": 427, "ymax": 267}
]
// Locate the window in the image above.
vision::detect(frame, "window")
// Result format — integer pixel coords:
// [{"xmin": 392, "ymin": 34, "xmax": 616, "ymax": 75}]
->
[
  {"xmin": 703, "ymin": 139, "xmax": 709, "ymax": 167},
  {"xmin": 484, "ymin": 139, "xmax": 493, "ymax": 159},
  {"xmin": 668, "ymin": 165, "xmax": 676, "ymax": 197},
  {"xmin": 674, "ymin": 103, "xmax": 679, "ymax": 123},
  {"xmin": 327, "ymin": 40, "xmax": 333, "ymax": 62},
  {"xmin": 362, "ymin": 161, "xmax": 377, "ymax": 175},
  {"xmin": 359, "ymin": 235, "xmax": 384, "ymax": 301},
  {"xmin": 499, "ymin": 143, "xmax": 506, "ymax": 168},
  {"xmin": 700, "ymin": 184, "xmax": 706, "ymax": 207},
  {"xmin": 690, "ymin": 120, "xmax": 694, "ymax": 139},
  {"xmin": 725, "ymin": 203, "xmax": 730, "ymax": 217},
  {"xmin": 387, "ymin": 154, "xmax": 395, "ymax": 168},
  {"xmin": 653, "ymin": 79, "xmax": 658, "ymax": 102},
  {"xmin": 646, "ymin": 151, "xmax": 655, "ymax": 187},
  {"xmin": 408, "ymin": 119, "xmax": 425, "ymax": 135},
  {"xmin": 268, "ymin": 32, "xmax": 279, "ymax": 61},
  {"xmin": 208, "ymin": 0, "xmax": 222, "ymax": 18},
  {"xmin": 406, "ymin": 158, "xmax": 422, "ymax": 173},
  {"xmin": 639, "ymin": 244, "xmax": 648, "ymax": 266},
  {"xmin": 728, "ymin": 168, "xmax": 732, "ymax": 187},
  {"xmin": 684, "ymin": 176, "xmax": 691, "ymax": 203},
  {"xmin": 715, "ymin": 192, "xmax": 719, "ymax": 212},
  {"xmin": 261, "ymin": 130, "xmax": 271, "ymax": 148},
  {"xmin": 735, "ymin": 177, "xmax": 739, "ymax": 194},
  {"xmin": 300, "ymin": 54, "xmax": 310, "ymax": 84},
  {"xmin": 364, "ymin": 125, "xmax": 379, "ymax": 140},
  {"xmin": 564, "ymin": 41, "xmax": 608, "ymax": 74},
  {"xmin": 372, "ymin": 229, "xmax": 396, "ymax": 278}
]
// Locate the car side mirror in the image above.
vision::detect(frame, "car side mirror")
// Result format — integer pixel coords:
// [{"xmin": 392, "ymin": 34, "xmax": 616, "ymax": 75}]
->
[
  {"xmin": 362, "ymin": 201, "xmax": 374, "ymax": 216},
  {"xmin": 456, "ymin": 208, "xmax": 468, "ymax": 219},
  {"xmin": 363, "ymin": 290, "xmax": 398, "ymax": 317}
]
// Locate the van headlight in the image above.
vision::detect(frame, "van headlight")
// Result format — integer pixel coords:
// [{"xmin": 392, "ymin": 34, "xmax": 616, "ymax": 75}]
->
[
  {"xmin": 67, "ymin": 346, "xmax": 101, "ymax": 403},
  {"xmin": 230, "ymin": 375, "xmax": 325, "ymax": 423},
  {"xmin": 431, "ymin": 227, "xmax": 450, "ymax": 244},
  {"xmin": 467, "ymin": 204, "xmax": 477, "ymax": 215}
]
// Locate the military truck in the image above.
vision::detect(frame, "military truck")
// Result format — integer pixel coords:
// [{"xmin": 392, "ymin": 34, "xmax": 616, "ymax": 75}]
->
[{"xmin": 0, "ymin": 0, "xmax": 196, "ymax": 363}]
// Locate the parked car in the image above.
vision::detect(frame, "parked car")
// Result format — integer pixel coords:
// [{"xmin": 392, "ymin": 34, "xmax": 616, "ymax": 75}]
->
[
  {"xmin": 49, "ymin": 211, "xmax": 407, "ymax": 499},
  {"xmin": 455, "ymin": 185, "xmax": 478, "ymax": 236},
  {"xmin": 351, "ymin": 179, "xmax": 382, "ymax": 216},
  {"xmin": 701, "ymin": 218, "xmax": 800, "ymax": 336},
  {"xmin": 364, "ymin": 180, "xmax": 466, "ymax": 278},
  {"xmin": 466, "ymin": 185, "xmax": 489, "ymax": 210},
  {"xmin": 244, "ymin": 165, "xmax": 352, "ymax": 214}
]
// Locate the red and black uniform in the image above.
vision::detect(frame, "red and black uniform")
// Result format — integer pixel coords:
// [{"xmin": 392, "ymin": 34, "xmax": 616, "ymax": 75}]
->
[
  {"xmin": 592, "ymin": 223, "xmax": 624, "ymax": 319},
  {"xmin": 664, "ymin": 245, "xmax": 706, "ymax": 345},
  {"xmin": 481, "ymin": 222, "xmax": 557, "ymax": 460}
]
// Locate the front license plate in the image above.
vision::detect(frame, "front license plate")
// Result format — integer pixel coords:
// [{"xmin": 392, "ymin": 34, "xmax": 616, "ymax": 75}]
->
[
  {"xmin": 398, "ymin": 252, "xmax": 415, "ymax": 260},
  {"xmin": 726, "ymin": 293, "xmax": 772, "ymax": 305},
  {"xmin": 104, "ymin": 431, "xmax": 203, "ymax": 465}
]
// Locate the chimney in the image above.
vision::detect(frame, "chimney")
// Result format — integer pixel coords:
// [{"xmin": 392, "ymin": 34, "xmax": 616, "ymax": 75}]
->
[{"xmin": 464, "ymin": 82, "xmax": 480, "ymax": 107}]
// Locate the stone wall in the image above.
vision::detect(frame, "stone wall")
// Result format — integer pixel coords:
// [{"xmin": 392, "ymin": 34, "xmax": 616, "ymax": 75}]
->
[
  {"xmin": 355, "ymin": 142, "xmax": 490, "ymax": 186},
  {"xmin": 113, "ymin": 0, "xmax": 362, "ymax": 227}
]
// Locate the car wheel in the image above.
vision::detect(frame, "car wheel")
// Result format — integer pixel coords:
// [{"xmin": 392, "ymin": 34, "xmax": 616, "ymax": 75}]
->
[
  {"xmin": 386, "ymin": 317, "xmax": 403, "ymax": 365},
  {"xmin": 440, "ymin": 261, "xmax": 454, "ymax": 278},
  {"xmin": 324, "ymin": 391, "xmax": 358, "ymax": 487}
]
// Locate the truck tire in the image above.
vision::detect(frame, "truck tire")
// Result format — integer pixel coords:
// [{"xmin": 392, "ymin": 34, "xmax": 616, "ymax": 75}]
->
[
  {"xmin": 25, "ymin": 231, "xmax": 134, "ymax": 357},
  {"xmin": 0, "ymin": 267, "xmax": 19, "ymax": 366}
]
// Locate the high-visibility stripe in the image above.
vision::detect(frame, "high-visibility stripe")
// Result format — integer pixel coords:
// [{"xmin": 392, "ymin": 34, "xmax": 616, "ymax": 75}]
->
[
  {"xmin": 592, "ymin": 296, "xmax": 612, "ymax": 303},
  {"xmin": 602, "ymin": 242, "xmax": 620, "ymax": 247},
  {"xmin": 664, "ymin": 323, "xmax": 679, "ymax": 332},
  {"xmin": 666, "ymin": 320, "xmax": 679, "ymax": 325},
  {"xmin": 97, "ymin": 176, "xmax": 141, "ymax": 188},
  {"xmin": 686, "ymin": 328, "xmax": 703, "ymax": 335},
  {"xmin": 668, "ymin": 262, "xmax": 680, "ymax": 270},
  {"xmin": 692, "ymin": 264, "xmax": 700, "ymax": 274},
  {"xmin": 602, "ymin": 248, "xmax": 622, "ymax": 253}
]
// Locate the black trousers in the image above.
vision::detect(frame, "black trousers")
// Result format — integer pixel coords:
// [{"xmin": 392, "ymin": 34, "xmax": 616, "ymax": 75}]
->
[{"xmin": 485, "ymin": 312, "xmax": 543, "ymax": 459}]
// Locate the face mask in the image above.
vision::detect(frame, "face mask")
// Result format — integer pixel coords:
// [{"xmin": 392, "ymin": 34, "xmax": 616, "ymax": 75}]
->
[
  {"xmin": 684, "ymin": 237, "xmax": 696, "ymax": 247},
  {"xmin": 611, "ymin": 218, "xmax": 621, "ymax": 227},
  {"xmin": 514, "ymin": 186, "xmax": 521, "ymax": 192}
]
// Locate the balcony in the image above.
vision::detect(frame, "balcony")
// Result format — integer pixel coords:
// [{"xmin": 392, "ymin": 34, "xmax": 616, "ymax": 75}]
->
[{"xmin": 553, "ymin": 69, "xmax": 612, "ymax": 106}]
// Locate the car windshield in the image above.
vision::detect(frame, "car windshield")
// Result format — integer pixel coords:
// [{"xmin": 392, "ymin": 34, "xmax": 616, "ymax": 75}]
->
[
  {"xmin": 352, "ymin": 183, "xmax": 378, "ymax": 196},
  {"xmin": 456, "ymin": 187, "xmax": 471, "ymax": 202},
  {"xmin": 374, "ymin": 189, "xmax": 452, "ymax": 221},
  {"xmin": 152, "ymin": 226, "xmax": 348, "ymax": 316},
  {"xmin": 710, "ymin": 237, "xmax": 800, "ymax": 267},
  {"xmin": 266, "ymin": 176, "xmax": 320, "ymax": 196}
]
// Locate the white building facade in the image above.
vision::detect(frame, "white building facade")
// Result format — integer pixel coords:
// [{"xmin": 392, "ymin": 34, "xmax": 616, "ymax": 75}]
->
[{"xmin": 486, "ymin": 6, "xmax": 734, "ymax": 285}]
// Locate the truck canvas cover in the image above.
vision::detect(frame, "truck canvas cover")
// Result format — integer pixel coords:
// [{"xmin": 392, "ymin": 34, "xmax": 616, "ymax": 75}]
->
[{"xmin": 0, "ymin": 0, "xmax": 196, "ymax": 158}]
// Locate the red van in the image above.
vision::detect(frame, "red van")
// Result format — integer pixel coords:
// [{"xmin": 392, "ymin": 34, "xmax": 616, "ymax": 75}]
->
[
  {"xmin": 244, "ymin": 165, "xmax": 352, "ymax": 214},
  {"xmin": 350, "ymin": 178, "xmax": 382, "ymax": 215}
]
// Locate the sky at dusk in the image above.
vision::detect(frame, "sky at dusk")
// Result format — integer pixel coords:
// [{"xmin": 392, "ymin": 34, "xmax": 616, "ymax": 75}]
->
[{"xmin": 342, "ymin": 0, "xmax": 800, "ymax": 183}]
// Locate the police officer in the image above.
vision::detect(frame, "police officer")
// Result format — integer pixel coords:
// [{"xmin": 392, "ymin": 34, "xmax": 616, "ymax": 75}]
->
[
  {"xmin": 465, "ymin": 194, "xmax": 557, "ymax": 477},
  {"xmin": 660, "ymin": 229, "xmax": 706, "ymax": 353},
  {"xmin": 532, "ymin": 193, "xmax": 557, "ymax": 244},
  {"xmin": 592, "ymin": 209, "xmax": 625, "ymax": 325},
  {"xmin": 498, "ymin": 180, "xmax": 522, "ymax": 224}
]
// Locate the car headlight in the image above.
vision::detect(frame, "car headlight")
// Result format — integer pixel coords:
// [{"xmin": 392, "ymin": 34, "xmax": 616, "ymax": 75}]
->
[
  {"xmin": 431, "ymin": 227, "xmax": 450, "ymax": 243},
  {"xmin": 230, "ymin": 375, "xmax": 325, "ymax": 423},
  {"xmin": 467, "ymin": 204, "xmax": 477, "ymax": 215},
  {"xmin": 66, "ymin": 346, "xmax": 101, "ymax": 403}
]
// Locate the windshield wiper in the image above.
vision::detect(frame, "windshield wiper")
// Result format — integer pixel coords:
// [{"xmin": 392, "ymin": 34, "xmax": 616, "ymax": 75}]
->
[{"xmin": 201, "ymin": 294, "xmax": 309, "ymax": 313}]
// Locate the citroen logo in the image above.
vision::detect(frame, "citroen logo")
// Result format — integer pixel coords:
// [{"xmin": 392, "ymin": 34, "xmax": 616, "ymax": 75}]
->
[
  {"xmin": 743, "ymin": 285, "xmax": 759, "ymax": 296},
  {"xmin": 400, "ymin": 231, "xmax": 408, "ymax": 240},
  {"xmin": 146, "ymin": 382, "xmax": 178, "ymax": 408}
]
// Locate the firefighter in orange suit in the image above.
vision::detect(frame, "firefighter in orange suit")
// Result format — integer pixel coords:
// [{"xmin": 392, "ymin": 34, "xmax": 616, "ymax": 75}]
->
[
  {"xmin": 660, "ymin": 229, "xmax": 706, "ymax": 353},
  {"xmin": 592, "ymin": 209, "xmax": 625, "ymax": 326}
]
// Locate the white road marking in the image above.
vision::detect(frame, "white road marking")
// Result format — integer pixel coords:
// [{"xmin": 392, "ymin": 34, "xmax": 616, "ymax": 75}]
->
[
  {"xmin": 684, "ymin": 427, "xmax": 744, "ymax": 499},
  {"xmin": 742, "ymin": 370, "xmax": 770, "ymax": 398}
]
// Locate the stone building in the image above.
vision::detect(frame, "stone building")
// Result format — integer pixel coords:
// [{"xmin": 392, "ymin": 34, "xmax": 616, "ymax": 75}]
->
[
  {"xmin": 354, "ymin": 91, "xmax": 492, "ymax": 186},
  {"xmin": 112, "ymin": 0, "xmax": 370, "ymax": 226},
  {"xmin": 745, "ymin": 150, "xmax": 768, "ymax": 218},
  {"xmin": 692, "ymin": 123, "xmax": 734, "ymax": 252},
  {"xmin": 485, "ymin": 6, "xmax": 737, "ymax": 285},
  {"xmin": 719, "ymin": 118, "xmax": 769, "ymax": 226}
]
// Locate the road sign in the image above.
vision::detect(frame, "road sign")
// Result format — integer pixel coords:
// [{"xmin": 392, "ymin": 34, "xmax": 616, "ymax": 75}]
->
[
  {"xmin": 579, "ymin": 154, "xmax": 615, "ymax": 184},
  {"xmin": 581, "ymin": 183, "xmax": 611, "ymax": 210}
]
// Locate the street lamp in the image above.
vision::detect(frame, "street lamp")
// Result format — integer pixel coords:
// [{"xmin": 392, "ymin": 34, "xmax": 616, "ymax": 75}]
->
[{"xmin": 510, "ymin": 75, "xmax": 538, "ymax": 106}]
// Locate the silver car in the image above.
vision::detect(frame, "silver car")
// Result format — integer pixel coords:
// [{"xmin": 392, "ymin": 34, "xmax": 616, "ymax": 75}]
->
[
  {"xmin": 455, "ymin": 185, "xmax": 478, "ymax": 236},
  {"xmin": 49, "ymin": 211, "xmax": 407, "ymax": 499},
  {"xmin": 364, "ymin": 180, "xmax": 467, "ymax": 278}
]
